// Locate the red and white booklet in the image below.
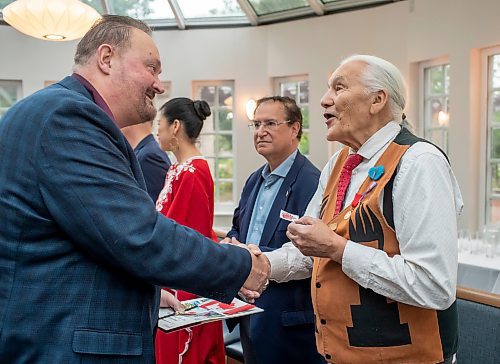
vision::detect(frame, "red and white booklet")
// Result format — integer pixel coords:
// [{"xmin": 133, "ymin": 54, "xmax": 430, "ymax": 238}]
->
[{"xmin": 158, "ymin": 297, "xmax": 263, "ymax": 333}]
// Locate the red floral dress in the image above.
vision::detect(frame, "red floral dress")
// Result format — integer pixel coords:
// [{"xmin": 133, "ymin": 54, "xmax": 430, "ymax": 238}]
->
[{"xmin": 155, "ymin": 156, "xmax": 224, "ymax": 364}]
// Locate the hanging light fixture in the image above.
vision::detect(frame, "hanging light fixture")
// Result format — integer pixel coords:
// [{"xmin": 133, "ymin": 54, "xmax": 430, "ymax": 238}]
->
[{"xmin": 3, "ymin": 0, "xmax": 101, "ymax": 41}]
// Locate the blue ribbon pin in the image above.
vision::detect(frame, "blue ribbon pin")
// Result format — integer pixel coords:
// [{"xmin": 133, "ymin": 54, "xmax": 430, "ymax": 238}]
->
[{"xmin": 368, "ymin": 165, "xmax": 384, "ymax": 181}]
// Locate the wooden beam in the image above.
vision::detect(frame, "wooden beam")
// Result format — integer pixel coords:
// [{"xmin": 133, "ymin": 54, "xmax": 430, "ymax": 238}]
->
[{"xmin": 457, "ymin": 285, "xmax": 500, "ymax": 308}]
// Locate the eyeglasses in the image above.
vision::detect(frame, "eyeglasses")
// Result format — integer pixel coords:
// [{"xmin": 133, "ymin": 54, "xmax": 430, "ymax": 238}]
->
[{"xmin": 247, "ymin": 119, "xmax": 291, "ymax": 131}]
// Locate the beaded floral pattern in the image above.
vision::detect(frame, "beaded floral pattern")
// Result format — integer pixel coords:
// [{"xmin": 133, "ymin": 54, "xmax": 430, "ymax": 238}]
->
[{"xmin": 155, "ymin": 158, "xmax": 201, "ymax": 211}]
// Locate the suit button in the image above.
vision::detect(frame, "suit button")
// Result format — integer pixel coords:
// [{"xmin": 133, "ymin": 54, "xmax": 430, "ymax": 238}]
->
[
  {"xmin": 316, "ymin": 282, "xmax": 321, "ymax": 288},
  {"xmin": 320, "ymin": 319, "xmax": 327, "ymax": 325},
  {"xmin": 325, "ymin": 354, "xmax": 331, "ymax": 360}
]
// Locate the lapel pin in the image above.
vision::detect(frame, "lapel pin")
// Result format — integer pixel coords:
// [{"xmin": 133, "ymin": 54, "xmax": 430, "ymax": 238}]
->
[
  {"xmin": 351, "ymin": 181, "xmax": 377, "ymax": 208},
  {"xmin": 368, "ymin": 165, "xmax": 384, "ymax": 181}
]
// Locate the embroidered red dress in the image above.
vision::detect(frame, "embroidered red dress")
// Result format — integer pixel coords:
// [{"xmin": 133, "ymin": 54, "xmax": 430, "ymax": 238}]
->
[{"xmin": 155, "ymin": 156, "xmax": 225, "ymax": 364}]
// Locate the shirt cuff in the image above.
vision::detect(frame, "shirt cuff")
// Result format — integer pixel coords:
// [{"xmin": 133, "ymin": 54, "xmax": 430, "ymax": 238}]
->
[
  {"xmin": 341, "ymin": 240, "xmax": 378, "ymax": 288},
  {"xmin": 265, "ymin": 250, "xmax": 289, "ymax": 282}
]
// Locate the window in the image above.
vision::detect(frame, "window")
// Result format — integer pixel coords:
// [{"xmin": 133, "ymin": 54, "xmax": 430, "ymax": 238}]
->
[
  {"xmin": 420, "ymin": 60, "xmax": 450, "ymax": 153},
  {"xmin": 274, "ymin": 76, "xmax": 310, "ymax": 156},
  {"xmin": 194, "ymin": 81, "xmax": 234, "ymax": 211},
  {"xmin": 485, "ymin": 49, "xmax": 500, "ymax": 223},
  {"xmin": 0, "ymin": 80, "xmax": 22, "ymax": 120}
]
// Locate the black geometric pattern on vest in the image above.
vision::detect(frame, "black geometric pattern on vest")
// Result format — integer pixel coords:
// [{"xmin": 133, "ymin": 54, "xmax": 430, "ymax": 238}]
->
[
  {"xmin": 347, "ymin": 287, "xmax": 411, "ymax": 347},
  {"xmin": 347, "ymin": 204, "xmax": 411, "ymax": 347},
  {"xmin": 349, "ymin": 204, "xmax": 384, "ymax": 250},
  {"xmin": 319, "ymin": 195, "xmax": 329, "ymax": 219}
]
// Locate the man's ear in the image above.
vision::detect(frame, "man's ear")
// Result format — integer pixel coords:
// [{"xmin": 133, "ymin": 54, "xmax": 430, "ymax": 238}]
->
[
  {"xmin": 96, "ymin": 44, "xmax": 114, "ymax": 75},
  {"xmin": 370, "ymin": 89, "xmax": 388, "ymax": 115},
  {"xmin": 290, "ymin": 120, "xmax": 300, "ymax": 139}
]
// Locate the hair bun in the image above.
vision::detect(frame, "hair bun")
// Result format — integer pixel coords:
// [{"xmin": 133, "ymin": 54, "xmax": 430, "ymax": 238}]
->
[{"xmin": 193, "ymin": 100, "xmax": 211, "ymax": 120}]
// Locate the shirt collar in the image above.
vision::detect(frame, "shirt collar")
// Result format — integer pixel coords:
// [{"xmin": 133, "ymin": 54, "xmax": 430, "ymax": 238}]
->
[
  {"xmin": 262, "ymin": 149, "xmax": 298, "ymax": 179},
  {"xmin": 353, "ymin": 121, "xmax": 401, "ymax": 160},
  {"xmin": 72, "ymin": 73, "xmax": 115, "ymax": 122}
]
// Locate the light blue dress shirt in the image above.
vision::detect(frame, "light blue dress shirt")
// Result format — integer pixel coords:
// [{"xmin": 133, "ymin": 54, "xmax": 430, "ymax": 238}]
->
[{"xmin": 246, "ymin": 150, "xmax": 298, "ymax": 245}]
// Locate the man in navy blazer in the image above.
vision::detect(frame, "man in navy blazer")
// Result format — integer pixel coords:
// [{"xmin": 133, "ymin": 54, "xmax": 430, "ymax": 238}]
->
[
  {"xmin": 122, "ymin": 121, "xmax": 171, "ymax": 202},
  {"xmin": 224, "ymin": 96, "xmax": 324, "ymax": 364},
  {"xmin": 0, "ymin": 15, "xmax": 268, "ymax": 363}
]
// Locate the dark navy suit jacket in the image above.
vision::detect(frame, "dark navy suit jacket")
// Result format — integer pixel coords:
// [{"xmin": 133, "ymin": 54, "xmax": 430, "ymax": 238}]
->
[
  {"xmin": 227, "ymin": 152, "xmax": 324, "ymax": 364},
  {"xmin": 0, "ymin": 76, "xmax": 251, "ymax": 363},
  {"xmin": 134, "ymin": 134, "xmax": 171, "ymax": 202}
]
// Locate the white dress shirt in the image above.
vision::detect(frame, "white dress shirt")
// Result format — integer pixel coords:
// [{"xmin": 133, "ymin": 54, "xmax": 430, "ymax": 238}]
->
[{"xmin": 265, "ymin": 121, "xmax": 463, "ymax": 310}]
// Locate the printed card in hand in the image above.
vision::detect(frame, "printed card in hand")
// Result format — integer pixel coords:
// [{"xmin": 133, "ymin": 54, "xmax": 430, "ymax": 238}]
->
[{"xmin": 158, "ymin": 296, "xmax": 263, "ymax": 333}]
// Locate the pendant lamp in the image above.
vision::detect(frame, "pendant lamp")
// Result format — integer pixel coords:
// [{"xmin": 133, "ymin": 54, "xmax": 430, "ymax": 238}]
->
[{"xmin": 3, "ymin": 0, "xmax": 101, "ymax": 41}]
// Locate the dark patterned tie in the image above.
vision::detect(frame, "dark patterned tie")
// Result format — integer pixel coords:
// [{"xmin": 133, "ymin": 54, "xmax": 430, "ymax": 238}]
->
[{"xmin": 335, "ymin": 153, "xmax": 363, "ymax": 215}]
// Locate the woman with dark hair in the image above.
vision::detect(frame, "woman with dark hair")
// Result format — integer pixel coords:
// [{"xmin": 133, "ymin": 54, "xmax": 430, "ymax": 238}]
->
[{"xmin": 155, "ymin": 97, "xmax": 225, "ymax": 364}]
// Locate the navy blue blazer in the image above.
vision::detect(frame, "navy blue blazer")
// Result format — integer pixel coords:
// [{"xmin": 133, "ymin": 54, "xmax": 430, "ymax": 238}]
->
[
  {"xmin": 134, "ymin": 134, "xmax": 171, "ymax": 202},
  {"xmin": 0, "ymin": 76, "xmax": 251, "ymax": 363},
  {"xmin": 227, "ymin": 152, "xmax": 324, "ymax": 364}
]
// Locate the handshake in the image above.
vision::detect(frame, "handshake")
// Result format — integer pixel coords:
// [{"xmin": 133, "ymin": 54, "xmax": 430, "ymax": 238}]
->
[{"xmin": 221, "ymin": 237, "xmax": 270, "ymax": 303}]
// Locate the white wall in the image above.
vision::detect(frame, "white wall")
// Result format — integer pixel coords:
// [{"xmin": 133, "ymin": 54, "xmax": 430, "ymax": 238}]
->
[{"xmin": 1, "ymin": 0, "xmax": 500, "ymax": 230}]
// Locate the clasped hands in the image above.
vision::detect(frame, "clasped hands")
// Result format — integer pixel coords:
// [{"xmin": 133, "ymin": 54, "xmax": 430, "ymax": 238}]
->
[
  {"xmin": 222, "ymin": 217, "xmax": 347, "ymax": 303},
  {"xmin": 221, "ymin": 237, "xmax": 270, "ymax": 303}
]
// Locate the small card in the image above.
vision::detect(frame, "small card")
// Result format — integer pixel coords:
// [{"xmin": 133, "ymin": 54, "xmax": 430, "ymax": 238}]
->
[{"xmin": 280, "ymin": 209, "xmax": 299, "ymax": 222}]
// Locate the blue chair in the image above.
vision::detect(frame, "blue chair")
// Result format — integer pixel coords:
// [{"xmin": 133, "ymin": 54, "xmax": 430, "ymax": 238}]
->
[
  {"xmin": 223, "ymin": 321, "xmax": 244, "ymax": 364},
  {"xmin": 456, "ymin": 286, "xmax": 500, "ymax": 363}
]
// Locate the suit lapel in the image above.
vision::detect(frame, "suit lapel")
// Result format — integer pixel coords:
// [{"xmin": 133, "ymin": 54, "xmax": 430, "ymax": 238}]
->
[{"xmin": 259, "ymin": 153, "xmax": 305, "ymax": 247}]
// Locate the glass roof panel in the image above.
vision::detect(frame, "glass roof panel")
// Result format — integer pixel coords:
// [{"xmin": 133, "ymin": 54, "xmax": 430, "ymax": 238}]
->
[
  {"xmin": 177, "ymin": 0, "xmax": 244, "ymax": 18},
  {"xmin": 0, "ymin": 0, "xmax": 400, "ymax": 29},
  {"xmin": 0, "ymin": 0, "xmax": 15, "ymax": 10},
  {"xmin": 81, "ymin": 0, "xmax": 105, "ymax": 14},
  {"xmin": 108, "ymin": 0, "xmax": 175, "ymax": 20},
  {"xmin": 247, "ymin": 0, "xmax": 309, "ymax": 16}
]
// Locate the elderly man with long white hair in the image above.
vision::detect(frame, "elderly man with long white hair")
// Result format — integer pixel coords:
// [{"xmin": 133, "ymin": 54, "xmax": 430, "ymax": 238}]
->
[{"xmin": 250, "ymin": 55, "xmax": 462, "ymax": 364}]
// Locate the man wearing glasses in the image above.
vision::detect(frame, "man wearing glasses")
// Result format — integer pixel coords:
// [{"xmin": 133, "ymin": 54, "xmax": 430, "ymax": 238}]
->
[{"xmin": 223, "ymin": 96, "xmax": 323, "ymax": 364}]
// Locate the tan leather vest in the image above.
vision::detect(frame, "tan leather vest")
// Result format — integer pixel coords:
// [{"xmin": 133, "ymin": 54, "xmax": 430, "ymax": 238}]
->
[{"xmin": 312, "ymin": 141, "xmax": 452, "ymax": 364}]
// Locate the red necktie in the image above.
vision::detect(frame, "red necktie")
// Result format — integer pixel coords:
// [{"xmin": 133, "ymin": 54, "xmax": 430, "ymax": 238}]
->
[{"xmin": 335, "ymin": 153, "xmax": 363, "ymax": 215}]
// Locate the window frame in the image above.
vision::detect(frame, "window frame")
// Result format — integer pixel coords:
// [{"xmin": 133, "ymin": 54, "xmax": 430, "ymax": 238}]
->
[
  {"xmin": 0, "ymin": 79, "xmax": 23, "ymax": 120},
  {"xmin": 273, "ymin": 74, "xmax": 310, "ymax": 157},
  {"xmin": 419, "ymin": 57, "xmax": 450, "ymax": 153},
  {"xmin": 482, "ymin": 46, "xmax": 500, "ymax": 224},
  {"xmin": 193, "ymin": 80, "xmax": 235, "ymax": 214}
]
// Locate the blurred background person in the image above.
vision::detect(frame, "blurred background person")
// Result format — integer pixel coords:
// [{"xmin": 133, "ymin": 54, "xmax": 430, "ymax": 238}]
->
[
  {"xmin": 155, "ymin": 97, "xmax": 225, "ymax": 364},
  {"xmin": 122, "ymin": 120, "xmax": 171, "ymax": 202}
]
